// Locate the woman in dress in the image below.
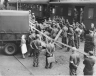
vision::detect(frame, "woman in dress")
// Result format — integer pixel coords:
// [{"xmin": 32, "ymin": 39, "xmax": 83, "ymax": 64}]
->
[{"xmin": 21, "ymin": 35, "xmax": 27, "ymax": 59}]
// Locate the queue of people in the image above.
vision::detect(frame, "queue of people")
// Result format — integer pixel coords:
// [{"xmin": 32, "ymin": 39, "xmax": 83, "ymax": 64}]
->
[{"xmin": 20, "ymin": 11, "xmax": 96, "ymax": 76}]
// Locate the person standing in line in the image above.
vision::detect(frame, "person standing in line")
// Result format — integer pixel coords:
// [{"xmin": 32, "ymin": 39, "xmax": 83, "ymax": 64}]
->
[
  {"xmin": 83, "ymin": 51, "xmax": 95, "ymax": 76},
  {"xmin": 62, "ymin": 25, "xmax": 68, "ymax": 48},
  {"xmin": 69, "ymin": 47, "xmax": 80, "ymax": 76},
  {"xmin": 30, "ymin": 36, "xmax": 42, "ymax": 67},
  {"xmin": 45, "ymin": 40, "xmax": 55, "ymax": 69},
  {"xmin": 67, "ymin": 25, "xmax": 75, "ymax": 51},
  {"xmin": 84, "ymin": 30, "xmax": 94, "ymax": 58},
  {"xmin": 20, "ymin": 35, "xmax": 28, "ymax": 59}
]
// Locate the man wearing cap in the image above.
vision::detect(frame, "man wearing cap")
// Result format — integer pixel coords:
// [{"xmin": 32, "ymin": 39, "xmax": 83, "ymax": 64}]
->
[
  {"xmin": 83, "ymin": 51, "xmax": 95, "ymax": 76},
  {"xmin": 69, "ymin": 47, "xmax": 80, "ymax": 76},
  {"xmin": 30, "ymin": 37, "xmax": 42, "ymax": 67},
  {"xmin": 62, "ymin": 25, "xmax": 68, "ymax": 48},
  {"xmin": 84, "ymin": 30, "xmax": 94, "ymax": 56},
  {"xmin": 67, "ymin": 25, "xmax": 75, "ymax": 51},
  {"xmin": 45, "ymin": 40, "xmax": 55, "ymax": 69}
]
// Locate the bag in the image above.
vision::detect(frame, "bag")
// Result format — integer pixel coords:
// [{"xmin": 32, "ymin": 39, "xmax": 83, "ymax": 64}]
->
[{"xmin": 47, "ymin": 54, "xmax": 55, "ymax": 63}]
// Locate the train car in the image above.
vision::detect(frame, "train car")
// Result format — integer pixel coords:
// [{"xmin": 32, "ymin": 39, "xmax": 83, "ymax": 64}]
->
[
  {"xmin": 8, "ymin": 0, "xmax": 50, "ymax": 22},
  {"xmin": 49, "ymin": 0, "xmax": 96, "ymax": 29},
  {"xmin": 0, "ymin": 10, "xmax": 29, "ymax": 55}
]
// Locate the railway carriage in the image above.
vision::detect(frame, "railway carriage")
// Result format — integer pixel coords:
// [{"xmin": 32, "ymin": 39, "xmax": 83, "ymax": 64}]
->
[{"xmin": 49, "ymin": 0, "xmax": 96, "ymax": 30}]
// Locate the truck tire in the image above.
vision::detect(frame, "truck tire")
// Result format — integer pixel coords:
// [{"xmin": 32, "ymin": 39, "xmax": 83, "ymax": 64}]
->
[{"xmin": 4, "ymin": 43, "xmax": 17, "ymax": 55}]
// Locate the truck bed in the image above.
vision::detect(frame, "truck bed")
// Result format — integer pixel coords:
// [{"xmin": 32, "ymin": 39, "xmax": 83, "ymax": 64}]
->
[{"xmin": 0, "ymin": 10, "xmax": 29, "ymax": 41}]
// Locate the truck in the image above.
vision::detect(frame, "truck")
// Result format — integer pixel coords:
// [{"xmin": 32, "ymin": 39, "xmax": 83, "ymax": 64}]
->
[{"xmin": 0, "ymin": 10, "xmax": 29, "ymax": 55}]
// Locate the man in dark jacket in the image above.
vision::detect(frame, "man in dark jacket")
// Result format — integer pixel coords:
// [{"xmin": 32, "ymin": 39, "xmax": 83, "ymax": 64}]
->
[
  {"xmin": 83, "ymin": 51, "xmax": 95, "ymax": 76},
  {"xmin": 69, "ymin": 47, "xmax": 80, "ymax": 76}
]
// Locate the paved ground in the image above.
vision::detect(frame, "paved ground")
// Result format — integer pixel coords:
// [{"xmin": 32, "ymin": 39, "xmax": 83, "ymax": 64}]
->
[{"xmin": 0, "ymin": 41, "xmax": 96, "ymax": 76}]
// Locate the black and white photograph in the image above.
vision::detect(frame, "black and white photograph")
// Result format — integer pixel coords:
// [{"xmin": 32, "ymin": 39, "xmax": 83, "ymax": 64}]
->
[{"xmin": 0, "ymin": 0, "xmax": 96, "ymax": 76}]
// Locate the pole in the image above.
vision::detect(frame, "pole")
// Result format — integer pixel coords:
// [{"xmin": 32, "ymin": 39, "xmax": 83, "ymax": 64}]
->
[
  {"xmin": 30, "ymin": 25, "xmax": 89, "ymax": 56},
  {"xmin": 17, "ymin": 0, "xmax": 18, "ymax": 10}
]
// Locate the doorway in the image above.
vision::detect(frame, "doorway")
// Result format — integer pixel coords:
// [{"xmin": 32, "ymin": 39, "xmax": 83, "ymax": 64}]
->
[{"xmin": 75, "ymin": 6, "xmax": 85, "ymax": 23}]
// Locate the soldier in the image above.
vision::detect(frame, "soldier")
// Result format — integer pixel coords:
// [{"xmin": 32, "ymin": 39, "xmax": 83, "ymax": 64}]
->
[
  {"xmin": 30, "ymin": 36, "xmax": 42, "ymax": 67},
  {"xmin": 28, "ymin": 32, "xmax": 36, "ymax": 57},
  {"xmin": 69, "ymin": 47, "xmax": 80, "ymax": 76},
  {"xmin": 79, "ymin": 22, "xmax": 86, "ymax": 42},
  {"xmin": 51, "ymin": 24, "xmax": 59, "ymax": 39},
  {"xmin": 62, "ymin": 25, "xmax": 68, "ymax": 48},
  {"xmin": 73, "ymin": 8, "xmax": 78, "ymax": 23},
  {"xmin": 45, "ymin": 40, "xmax": 55, "ymax": 69},
  {"xmin": 67, "ymin": 25, "xmax": 75, "ymax": 51},
  {"xmin": 74, "ymin": 24, "xmax": 81, "ymax": 49},
  {"xmin": 83, "ymin": 51, "xmax": 95, "ymax": 76},
  {"xmin": 84, "ymin": 30, "xmax": 94, "ymax": 58}
]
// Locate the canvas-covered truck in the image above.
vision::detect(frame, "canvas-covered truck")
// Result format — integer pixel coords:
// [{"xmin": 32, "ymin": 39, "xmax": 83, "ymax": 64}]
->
[{"xmin": 0, "ymin": 10, "xmax": 29, "ymax": 55}]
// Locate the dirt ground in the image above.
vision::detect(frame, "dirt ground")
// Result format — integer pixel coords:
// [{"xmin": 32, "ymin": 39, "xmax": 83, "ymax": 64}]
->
[{"xmin": 0, "ymin": 41, "xmax": 96, "ymax": 76}]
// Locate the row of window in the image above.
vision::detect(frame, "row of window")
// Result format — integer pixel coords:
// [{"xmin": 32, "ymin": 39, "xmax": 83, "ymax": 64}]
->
[{"xmin": 68, "ymin": 7, "xmax": 94, "ymax": 19}]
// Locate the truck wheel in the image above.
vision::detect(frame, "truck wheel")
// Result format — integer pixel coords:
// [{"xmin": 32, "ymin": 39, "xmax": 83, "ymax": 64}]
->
[{"xmin": 4, "ymin": 43, "xmax": 17, "ymax": 55}]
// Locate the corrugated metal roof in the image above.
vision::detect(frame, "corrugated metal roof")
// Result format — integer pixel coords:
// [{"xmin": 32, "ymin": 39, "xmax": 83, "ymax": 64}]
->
[{"xmin": 9, "ymin": 0, "xmax": 49, "ymax": 4}]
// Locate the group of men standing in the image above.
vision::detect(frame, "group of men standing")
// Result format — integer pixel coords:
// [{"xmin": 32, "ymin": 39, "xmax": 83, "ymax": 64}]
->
[{"xmin": 20, "ymin": 10, "xmax": 96, "ymax": 76}]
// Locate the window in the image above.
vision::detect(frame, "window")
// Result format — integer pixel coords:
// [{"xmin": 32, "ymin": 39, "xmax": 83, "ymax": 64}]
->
[
  {"xmin": 88, "ymin": 8, "xmax": 94, "ymax": 19},
  {"xmin": 68, "ymin": 8, "xmax": 72, "ymax": 16}
]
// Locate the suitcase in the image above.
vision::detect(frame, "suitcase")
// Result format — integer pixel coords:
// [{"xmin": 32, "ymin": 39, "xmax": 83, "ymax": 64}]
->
[{"xmin": 47, "ymin": 55, "xmax": 55, "ymax": 63}]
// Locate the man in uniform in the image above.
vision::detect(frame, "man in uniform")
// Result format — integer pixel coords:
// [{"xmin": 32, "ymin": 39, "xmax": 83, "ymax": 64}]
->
[
  {"xmin": 28, "ymin": 32, "xmax": 36, "ymax": 57},
  {"xmin": 74, "ymin": 24, "xmax": 81, "ymax": 49},
  {"xmin": 73, "ymin": 8, "xmax": 78, "ymax": 23},
  {"xmin": 30, "ymin": 36, "xmax": 42, "ymax": 67},
  {"xmin": 84, "ymin": 30, "xmax": 94, "ymax": 57},
  {"xmin": 69, "ymin": 47, "xmax": 80, "ymax": 76},
  {"xmin": 45, "ymin": 40, "xmax": 55, "ymax": 69},
  {"xmin": 67, "ymin": 25, "xmax": 75, "ymax": 51},
  {"xmin": 51, "ymin": 24, "xmax": 59, "ymax": 39},
  {"xmin": 83, "ymin": 51, "xmax": 95, "ymax": 76},
  {"xmin": 62, "ymin": 25, "xmax": 68, "ymax": 48}
]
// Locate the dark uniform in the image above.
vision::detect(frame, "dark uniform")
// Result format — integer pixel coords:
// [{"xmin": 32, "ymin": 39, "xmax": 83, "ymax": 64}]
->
[
  {"xmin": 74, "ymin": 27, "xmax": 81, "ymax": 49},
  {"xmin": 84, "ymin": 33, "xmax": 94, "ymax": 54},
  {"xmin": 83, "ymin": 56, "xmax": 95, "ymax": 76},
  {"xmin": 73, "ymin": 9, "xmax": 78, "ymax": 23},
  {"xmin": 62, "ymin": 25, "xmax": 68, "ymax": 48},
  {"xmin": 30, "ymin": 39, "xmax": 41, "ymax": 67},
  {"xmin": 28, "ymin": 33, "xmax": 36, "ymax": 57},
  {"xmin": 45, "ymin": 42, "xmax": 55, "ymax": 69},
  {"xmin": 51, "ymin": 26, "xmax": 58, "ymax": 39},
  {"xmin": 69, "ymin": 52, "xmax": 80, "ymax": 76},
  {"xmin": 67, "ymin": 26, "xmax": 75, "ymax": 51}
]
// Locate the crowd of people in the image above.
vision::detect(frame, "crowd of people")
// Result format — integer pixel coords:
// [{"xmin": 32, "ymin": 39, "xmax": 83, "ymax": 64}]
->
[{"xmin": 20, "ymin": 11, "xmax": 96, "ymax": 76}]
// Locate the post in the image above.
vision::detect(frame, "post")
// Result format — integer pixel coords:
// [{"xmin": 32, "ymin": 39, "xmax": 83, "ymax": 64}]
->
[{"xmin": 17, "ymin": 0, "xmax": 18, "ymax": 10}]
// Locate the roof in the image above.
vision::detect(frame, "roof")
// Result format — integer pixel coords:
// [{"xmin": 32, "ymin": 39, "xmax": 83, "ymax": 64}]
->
[
  {"xmin": 9, "ymin": 0, "xmax": 49, "ymax": 4},
  {"xmin": 49, "ymin": 0, "xmax": 96, "ymax": 4},
  {"xmin": 0, "ymin": 10, "xmax": 29, "ymax": 16}
]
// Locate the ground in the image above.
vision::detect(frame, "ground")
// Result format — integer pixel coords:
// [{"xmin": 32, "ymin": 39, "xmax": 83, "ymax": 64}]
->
[{"xmin": 0, "ymin": 41, "xmax": 96, "ymax": 76}]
